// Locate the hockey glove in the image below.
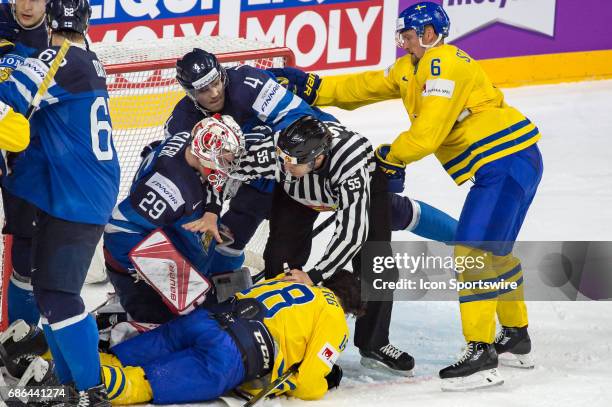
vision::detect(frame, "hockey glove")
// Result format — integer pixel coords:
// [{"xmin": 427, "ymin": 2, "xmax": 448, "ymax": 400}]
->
[
  {"xmin": 375, "ymin": 144, "xmax": 406, "ymax": 193},
  {"xmin": 268, "ymin": 67, "xmax": 321, "ymax": 106},
  {"xmin": 325, "ymin": 364, "xmax": 343, "ymax": 390}
]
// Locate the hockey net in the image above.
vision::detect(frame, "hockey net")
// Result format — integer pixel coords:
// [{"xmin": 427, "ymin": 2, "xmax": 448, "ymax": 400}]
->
[{"xmin": 0, "ymin": 35, "xmax": 294, "ymax": 330}]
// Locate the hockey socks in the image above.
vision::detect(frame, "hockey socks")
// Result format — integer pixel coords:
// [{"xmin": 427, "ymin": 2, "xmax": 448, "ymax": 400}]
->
[
  {"xmin": 102, "ymin": 364, "xmax": 153, "ymax": 405},
  {"xmin": 411, "ymin": 200, "xmax": 457, "ymax": 243},
  {"xmin": 7, "ymin": 275, "xmax": 40, "ymax": 326},
  {"xmin": 45, "ymin": 313, "xmax": 102, "ymax": 391}
]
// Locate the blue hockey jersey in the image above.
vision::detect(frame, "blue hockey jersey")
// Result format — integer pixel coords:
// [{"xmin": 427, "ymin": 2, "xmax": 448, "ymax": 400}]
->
[
  {"xmin": 166, "ymin": 64, "xmax": 336, "ymax": 210},
  {"xmin": 0, "ymin": 44, "xmax": 120, "ymax": 225},
  {"xmin": 103, "ymin": 133, "xmax": 215, "ymax": 274}
]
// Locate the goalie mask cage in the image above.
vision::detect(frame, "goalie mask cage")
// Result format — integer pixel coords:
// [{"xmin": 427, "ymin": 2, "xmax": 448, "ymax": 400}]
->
[{"xmin": 0, "ymin": 35, "xmax": 294, "ymax": 330}]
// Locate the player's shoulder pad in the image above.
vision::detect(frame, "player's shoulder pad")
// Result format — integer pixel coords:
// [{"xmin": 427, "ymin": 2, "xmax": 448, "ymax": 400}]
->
[
  {"xmin": 38, "ymin": 46, "xmax": 108, "ymax": 93},
  {"xmin": 165, "ymin": 96, "xmax": 204, "ymax": 136}
]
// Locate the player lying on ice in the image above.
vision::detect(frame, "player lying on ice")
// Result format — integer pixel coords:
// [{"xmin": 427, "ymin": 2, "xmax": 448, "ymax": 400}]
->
[{"xmin": 2, "ymin": 270, "xmax": 360, "ymax": 405}]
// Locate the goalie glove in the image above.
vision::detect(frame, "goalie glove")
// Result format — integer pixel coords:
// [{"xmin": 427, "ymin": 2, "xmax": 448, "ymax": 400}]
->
[
  {"xmin": 375, "ymin": 144, "xmax": 406, "ymax": 193},
  {"xmin": 268, "ymin": 67, "xmax": 321, "ymax": 106}
]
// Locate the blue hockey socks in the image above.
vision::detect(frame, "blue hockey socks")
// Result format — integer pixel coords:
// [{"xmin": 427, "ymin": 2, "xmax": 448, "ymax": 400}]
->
[
  {"xmin": 47, "ymin": 314, "xmax": 101, "ymax": 390},
  {"xmin": 411, "ymin": 200, "xmax": 458, "ymax": 243},
  {"xmin": 7, "ymin": 275, "xmax": 39, "ymax": 325}
]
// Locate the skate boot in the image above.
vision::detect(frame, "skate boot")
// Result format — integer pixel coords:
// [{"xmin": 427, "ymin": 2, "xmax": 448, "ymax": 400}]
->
[
  {"xmin": 494, "ymin": 325, "xmax": 534, "ymax": 368},
  {"xmin": 0, "ymin": 320, "xmax": 49, "ymax": 378},
  {"xmin": 359, "ymin": 343, "xmax": 415, "ymax": 376},
  {"xmin": 38, "ymin": 384, "xmax": 111, "ymax": 407},
  {"xmin": 439, "ymin": 341, "xmax": 503, "ymax": 391}
]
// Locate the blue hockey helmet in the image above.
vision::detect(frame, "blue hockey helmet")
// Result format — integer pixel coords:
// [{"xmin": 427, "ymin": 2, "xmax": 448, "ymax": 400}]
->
[
  {"xmin": 396, "ymin": 2, "xmax": 450, "ymax": 38},
  {"xmin": 176, "ymin": 48, "xmax": 227, "ymax": 102}
]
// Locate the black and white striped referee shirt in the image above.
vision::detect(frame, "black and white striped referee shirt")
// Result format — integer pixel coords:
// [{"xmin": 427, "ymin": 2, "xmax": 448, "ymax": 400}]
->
[{"xmin": 230, "ymin": 122, "xmax": 376, "ymax": 282}]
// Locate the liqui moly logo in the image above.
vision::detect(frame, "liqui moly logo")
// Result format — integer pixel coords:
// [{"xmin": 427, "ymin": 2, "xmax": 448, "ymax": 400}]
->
[{"xmin": 442, "ymin": 0, "xmax": 557, "ymax": 42}]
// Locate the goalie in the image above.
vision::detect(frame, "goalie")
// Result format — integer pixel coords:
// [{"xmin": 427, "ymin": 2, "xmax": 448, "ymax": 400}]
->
[{"xmin": 103, "ymin": 114, "xmax": 247, "ymax": 323}]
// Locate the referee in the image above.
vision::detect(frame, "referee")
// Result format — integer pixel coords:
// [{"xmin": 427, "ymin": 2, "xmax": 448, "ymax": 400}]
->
[{"xmin": 263, "ymin": 116, "xmax": 414, "ymax": 376}]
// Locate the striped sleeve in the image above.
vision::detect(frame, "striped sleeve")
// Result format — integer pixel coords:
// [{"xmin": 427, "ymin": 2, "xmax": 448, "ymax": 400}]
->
[
  {"xmin": 203, "ymin": 181, "xmax": 223, "ymax": 215},
  {"xmin": 0, "ymin": 56, "xmax": 49, "ymax": 114},
  {"xmin": 235, "ymin": 134, "xmax": 277, "ymax": 182},
  {"xmin": 309, "ymin": 166, "xmax": 370, "ymax": 283}
]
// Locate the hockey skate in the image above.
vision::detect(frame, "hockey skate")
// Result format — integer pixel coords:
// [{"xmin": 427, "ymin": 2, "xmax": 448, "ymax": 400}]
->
[
  {"xmin": 359, "ymin": 343, "xmax": 415, "ymax": 376},
  {"xmin": 0, "ymin": 320, "xmax": 49, "ymax": 378},
  {"xmin": 494, "ymin": 325, "xmax": 535, "ymax": 369},
  {"xmin": 439, "ymin": 342, "xmax": 503, "ymax": 391}
]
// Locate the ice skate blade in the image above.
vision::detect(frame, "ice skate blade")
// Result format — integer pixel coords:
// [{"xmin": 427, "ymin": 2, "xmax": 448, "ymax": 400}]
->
[
  {"xmin": 441, "ymin": 368, "xmax": 504, "ymax": 391},
  {"xmin": 499, "ymin": 352, "xmax": 535, "ymax": 369},
  {"xmin": 360, "ymin": 356, "xmax": 414, "ymax": 377}
]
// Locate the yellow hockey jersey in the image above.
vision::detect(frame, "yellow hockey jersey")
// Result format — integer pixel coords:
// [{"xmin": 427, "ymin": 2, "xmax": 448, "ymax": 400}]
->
[
  {"xmin": 0, "ymin": 100, "xmax": 29, "ymax": 152},
  {"xmin": 236, "ymin": 279, "xmax": 349, "ymax": 400},
  {"xmin": 316, "ymin": 44, "xmax": 540, "ymax": 185}
]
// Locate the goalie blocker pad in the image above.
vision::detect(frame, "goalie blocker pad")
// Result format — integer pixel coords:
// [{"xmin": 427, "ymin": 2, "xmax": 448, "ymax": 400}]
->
[{"xmin": 128, "ymin": 229, "xmax": 211, "ymax": 315}]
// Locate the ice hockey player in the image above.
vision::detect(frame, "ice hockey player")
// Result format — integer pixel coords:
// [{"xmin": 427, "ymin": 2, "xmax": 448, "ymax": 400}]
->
[
  {"xmin": 0, "ymin": 0, "xmax": 49, "ymax": 327},
  {"xmin": 234, "ymin": 115, "xmax": 414, "ymax": 376},
  {"xmin": 0, "ymin": 0, "xmax": 120, "ymax": 405},
  {"xmin": 7, "ymin": 271, "xmax": 358, "ymax": 405},
  {"xmin": 169, "ymin": 48, "xmax": 338, "ymax": 279},
  {"xmin": 269, "ymin": 1, "xmax": 542, "ymax": 391},
  {"xmin": 103, "ymin": 114, "xmax": 246, "ymax": 323},
  {"xmin": 173, "ymin": 48, "xmax": 457, "ymax": 283}
]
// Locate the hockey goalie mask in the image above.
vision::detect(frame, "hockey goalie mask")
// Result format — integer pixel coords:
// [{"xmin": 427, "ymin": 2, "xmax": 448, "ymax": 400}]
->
[{"xmin": 191, "ymin": 114, "xmax": 246, "ymax": 190}]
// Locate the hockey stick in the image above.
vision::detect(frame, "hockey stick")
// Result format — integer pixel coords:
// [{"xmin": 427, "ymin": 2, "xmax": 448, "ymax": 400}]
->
[
  {"xmin": 25, "ymin": 39, "xmax": 71, "ymax": 120},
  {"xmin": 243, "ymin": 363, "xmax": 300, "ymax": 407}
]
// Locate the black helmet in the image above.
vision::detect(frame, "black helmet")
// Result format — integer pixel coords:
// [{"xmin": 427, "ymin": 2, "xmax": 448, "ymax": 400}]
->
[
  {"xmin": 46, "ymin": 0, "xmax": 92, "ymax": 35},
  {"xmin": 176, "ymin": 48, "xmax": 227, "ymax": 101},
  {"xmin": 277, "ymin": 116, "xmax": 332, "ymax": 165}
]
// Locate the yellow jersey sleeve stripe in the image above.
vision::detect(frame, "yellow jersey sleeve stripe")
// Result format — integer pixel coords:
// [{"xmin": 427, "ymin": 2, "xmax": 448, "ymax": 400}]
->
[
  {"xmin": 443, "ymin": 119, "xmax": 531, "ymax": 170},
  {"xmin": 448, "ymin": 126, "xmax": 540, "ymax": 182}
]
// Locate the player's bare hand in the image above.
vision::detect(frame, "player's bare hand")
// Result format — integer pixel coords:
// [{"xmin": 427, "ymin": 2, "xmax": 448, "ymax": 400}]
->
[
  {"xmin": 182, "ymin": 212, "xmax": 223, "ymax": 243},
  {"xmin": 282, "ymin": 269, "xmax": 313, "ymax": 285}
]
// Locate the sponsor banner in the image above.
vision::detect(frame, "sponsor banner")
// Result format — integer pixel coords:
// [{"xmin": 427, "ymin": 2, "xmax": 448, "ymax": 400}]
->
[
  {"xmin": 238, "ymin": 0, "xmax": 387, "ymax": 70},
  {"xmin": 397, "ymin": 0, "xmax": 612, "ymax": 60},
  {"xmin": 80, "ymin": 0, "xmax": 398, "ymax": 71}
]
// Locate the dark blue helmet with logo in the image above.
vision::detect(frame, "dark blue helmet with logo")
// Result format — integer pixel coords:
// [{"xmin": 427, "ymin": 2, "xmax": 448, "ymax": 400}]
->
[
  {"xmin": 397, "ymin": 2, "xmax": 450, "ymax": 38},
  {"xmin": 46, "ymin": 0, "xmax": 92, "ymax": 35},
  {"xmin": 176, "ymin": 48, "xmax": 227, "ymax": 101}
]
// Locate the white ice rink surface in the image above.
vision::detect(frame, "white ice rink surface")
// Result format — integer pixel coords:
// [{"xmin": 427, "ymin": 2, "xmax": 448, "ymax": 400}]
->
[{"xmin": 84, "ymin": 80, "xmax": 612, "ymax": 407}]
